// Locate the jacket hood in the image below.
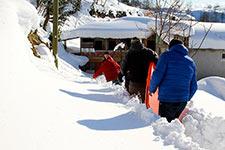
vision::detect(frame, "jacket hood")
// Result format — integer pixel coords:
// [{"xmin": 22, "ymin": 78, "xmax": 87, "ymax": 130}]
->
[
  {"xmin": 130, "ymin": 40, "xmax": 143, "ymax": 50},
  {"xmin": 169, "ymin": 44, "xmax": 188, "ymax": 55}
]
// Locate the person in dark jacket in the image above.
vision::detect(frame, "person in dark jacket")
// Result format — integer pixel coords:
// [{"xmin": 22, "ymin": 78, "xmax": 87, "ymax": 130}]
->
[
  {"xmin": 150, "ymin": 39, "xmax": 198, "ymax": 122},
  {"xmin": 120, "ymin": 38, "xmax": 158, "ymax": 103},
  {"xmin": 93, "ymin": 52, "xmax": 121, "ymax": 83}
]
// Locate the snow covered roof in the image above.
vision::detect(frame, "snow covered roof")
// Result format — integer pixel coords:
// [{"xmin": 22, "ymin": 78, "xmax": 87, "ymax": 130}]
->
[
  {"xmin": 190, "ymin": 22, "xmax": 225, "ymax": 49},
  {"xmin": 62, "ymin": 16, "xmax": 225, "ymax": 50},
  {"xmin": 61, "ymin": 16, "xmax": 195, "ymax": 41},
  {"xmin": 61, "ymin": 16, "xmax": 153, "ymax": 40}
]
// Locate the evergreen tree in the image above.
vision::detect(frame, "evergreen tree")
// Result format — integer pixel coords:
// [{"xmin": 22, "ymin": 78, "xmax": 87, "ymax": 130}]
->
[
  {"xmin": 130, "ymin": 0, "xmax": 141, "ymax": 7},
  {"xmin": 221, "ymin": 12, "xmax": 225, "ymax": 23},
  {"xmin": 69, "ymin": 0, "xmax": 81, "ymax": 13},
  {"xmin": 142, "ymin": 0, "xmax": 151, "ymax": 9},
  {"xmin": 39, "ymin": 0, "xmax": 81, "ymax": 30},
  {"xmin": 212, "ymin": 5, "xmax": 220, "ymax": 22},
  {"xmin": 200, "ymin": 11, "xmax": 209, "ymax": 22},
  {"xmin": 120, "ymin": 0, "xmax": 130, "ymax": 5}
]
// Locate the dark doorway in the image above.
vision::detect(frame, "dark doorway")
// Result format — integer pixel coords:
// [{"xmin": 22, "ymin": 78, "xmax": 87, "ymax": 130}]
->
[
  {"xmin": 108, "ymin": 40, "xmax": 117, "ymax": 50},
  {"xmin": 94, "ymin": 40, "xmax": 103, "ymax": 51}
]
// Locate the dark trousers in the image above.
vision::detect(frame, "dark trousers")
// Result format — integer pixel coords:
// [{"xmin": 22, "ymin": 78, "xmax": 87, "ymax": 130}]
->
[
  {"xmin": 112, "ymin": 79, "xmax": 121, "ymax": 85},
  {"xmin": 159, "ymin": 101, "xmax": 187, "ymax": 122},
  {"xmin": 128, "ymin": 81, "xmax": 146, "ymax": 103}
]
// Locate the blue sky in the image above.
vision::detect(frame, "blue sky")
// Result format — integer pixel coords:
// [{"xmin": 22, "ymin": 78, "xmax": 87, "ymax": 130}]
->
[{"xmin": 185, "ymin": 0, "xmax": 225, "ymax": 9}]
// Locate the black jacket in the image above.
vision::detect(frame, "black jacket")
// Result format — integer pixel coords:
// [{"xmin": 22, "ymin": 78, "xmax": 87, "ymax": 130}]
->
[{"xmin": 121, "ymin": 40, "xmax": 158, "ymax": 83}]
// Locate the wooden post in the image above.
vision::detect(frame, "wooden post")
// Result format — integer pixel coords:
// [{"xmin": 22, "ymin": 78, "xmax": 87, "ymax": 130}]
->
[{"xmin": 52, "ymin": 0, "xmax": 59, "ymax": 68}]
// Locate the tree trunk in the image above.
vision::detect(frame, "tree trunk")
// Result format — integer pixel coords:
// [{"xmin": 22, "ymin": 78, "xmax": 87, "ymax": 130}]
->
[{"xmin": 52, "ymin": 0, "xmax": 59, "ymax": 68}]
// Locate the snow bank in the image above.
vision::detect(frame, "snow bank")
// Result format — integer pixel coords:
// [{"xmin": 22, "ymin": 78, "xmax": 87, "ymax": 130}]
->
[
  {"xmin": 151, "ymin": 106, "xmax": 225, "ymax": 150},
  {"xmin": 183, "ymin": 108, "xmax": 225, "ymax": 150},
  {"xmin": 30, "ymin": 26, "xmax": 89, "ymax": 80},
  {"xmin": 0, "ymin": 1, "xmax": 91, "ymax": 149},
  {"xmin": 14, "ymin": 0, "xmax": 39, "ymax": 34},
  {"xmin": 198, "ymin": 76, "xmax": 225, "ymax": 100},
  {"xmin": 152, "ymin": 119, "xmax": 201, "ymax": 149},
  {"xmin": 0, "ymin": 0, "xmax": 39, "ymax": 100}
]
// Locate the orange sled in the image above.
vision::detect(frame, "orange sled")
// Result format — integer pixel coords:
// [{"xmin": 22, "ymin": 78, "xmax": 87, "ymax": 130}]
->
[{"xmin": 145, "ymin": 62, "xmax": 159, "ymax": 115}]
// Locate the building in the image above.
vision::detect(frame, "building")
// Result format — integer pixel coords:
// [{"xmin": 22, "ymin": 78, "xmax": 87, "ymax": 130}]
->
[
  {"xmin": 189, "ymin": 21, "xmax": 225, "ymax": 79},
  {"xmin": 61, "ymin": 16, "xmax": 225, "ymax": 79},
  {"xmin": 61, "ymin": 16, "xmax": 157, "ymax": 71},
  {"xmin": 61, "ymin": 16, "xmax": 190, "ymax": 71}
]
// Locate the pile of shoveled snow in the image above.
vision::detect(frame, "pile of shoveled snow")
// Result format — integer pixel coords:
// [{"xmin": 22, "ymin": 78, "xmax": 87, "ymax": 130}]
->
[{"xmin": 198, "ymin": 76, "xmax": 225, "ymax": 100}]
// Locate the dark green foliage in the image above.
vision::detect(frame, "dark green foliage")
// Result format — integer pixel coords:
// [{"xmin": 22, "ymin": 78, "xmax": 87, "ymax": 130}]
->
[
  {"xmin": 116, "ymin": 11, "xmax": 127, "ymax": 17},
  {"xmin": 142, "ymin": 0, "xmax": 151, "ymax": 9},
  {"xmin": 89, "ymin": 3, "xmax": 128, "ymax": 18},
  {"xmin": 198, "ymin": 4, "xmax": 225, "ymax": 23},
  {"xmin": 39, "ymin": 0, "xmax": 81, "ymax": 29},
  {"xmin": 69, "ymin": 0, "xmax": 81, "ymax": 13},
  {"xmin": 120, "ymin": 0, "xmax": 130, "ymax": 5},
  {"xmin": 130, "ymin": 0, "xmax": 141, "ymax": 7},
  {"xmin": 199, "ymin": 11, "xmax": 209, "ymax": 22}
]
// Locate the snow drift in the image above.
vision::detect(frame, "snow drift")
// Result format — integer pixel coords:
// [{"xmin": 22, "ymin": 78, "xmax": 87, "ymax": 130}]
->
[{"xmin": 198, "ymin": 76, "xmax": 225, "ymax": 100}]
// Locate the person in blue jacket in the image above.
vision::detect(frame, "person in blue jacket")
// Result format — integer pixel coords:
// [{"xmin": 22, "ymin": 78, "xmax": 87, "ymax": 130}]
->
[{"xmin": 150, "ymin": 39, "xmax": 198, "ymax": 122}]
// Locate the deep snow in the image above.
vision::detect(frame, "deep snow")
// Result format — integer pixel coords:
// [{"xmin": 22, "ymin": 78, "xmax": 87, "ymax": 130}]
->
[{"xmin": 1, "ymin": 0, "xmax": 225, "ymax": 150}]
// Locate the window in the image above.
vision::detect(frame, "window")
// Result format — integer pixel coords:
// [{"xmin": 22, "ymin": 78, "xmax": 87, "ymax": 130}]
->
[
  {"xmin": 222, "ymin": 53, "xmax": 225, "ymax": 59},
  {"xmin": 81, "ymin": 38, "xmax": 94, "ymax": 48}
]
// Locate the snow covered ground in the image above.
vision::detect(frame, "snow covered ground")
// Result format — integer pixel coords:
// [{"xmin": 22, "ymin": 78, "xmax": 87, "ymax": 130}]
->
[
  {"xmin": 62, "ymin": 0, "xmax": 143, "ymax": 31},
  {"xmin": 1, "ymin": 0, "xmax": 225, "ymax": 150}
]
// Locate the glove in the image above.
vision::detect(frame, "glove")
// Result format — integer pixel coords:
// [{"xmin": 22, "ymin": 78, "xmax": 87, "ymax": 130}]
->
[
  {"xmin": 93, "ymin": 73, "xmax": 97, "ymax": 79},
  {"xmin": 118, "ymin": 72, "xmax": 123, "ymax": 82}
]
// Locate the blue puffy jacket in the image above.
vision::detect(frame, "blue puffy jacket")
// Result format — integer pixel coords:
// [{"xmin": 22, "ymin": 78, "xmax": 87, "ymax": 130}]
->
[{"xmin": 150, "ymin": 44, "xmax": 197, "ymax": 102}]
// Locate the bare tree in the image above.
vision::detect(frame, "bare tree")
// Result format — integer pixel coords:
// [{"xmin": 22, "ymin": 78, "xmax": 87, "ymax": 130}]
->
[
  {"xmin": 146, "ymin": 0, "xmax": 200, "ymax": 54},
  {"xmin": 146, "ymin": 0, "xmax": 186, "ymax": 53}
]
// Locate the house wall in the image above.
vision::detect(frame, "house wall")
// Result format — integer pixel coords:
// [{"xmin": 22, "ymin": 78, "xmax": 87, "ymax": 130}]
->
[{"xmin": 189, "ymin": 49, "xmax": 225, "ymax": 80}]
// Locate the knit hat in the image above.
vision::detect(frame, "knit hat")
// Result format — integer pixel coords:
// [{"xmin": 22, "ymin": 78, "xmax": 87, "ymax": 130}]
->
[
  {"xmin": 169, "ymin": 39, "xmax": 183, "ymax": 49},
  {"xmin": 130, "ymin": 37, "xmax": 143, "ymax": 50}
]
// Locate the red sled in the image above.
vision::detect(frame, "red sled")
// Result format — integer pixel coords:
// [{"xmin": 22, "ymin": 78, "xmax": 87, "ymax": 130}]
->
[{"xmin": 145, "ymin": 62, "xmax": 189, "ymax": 122}]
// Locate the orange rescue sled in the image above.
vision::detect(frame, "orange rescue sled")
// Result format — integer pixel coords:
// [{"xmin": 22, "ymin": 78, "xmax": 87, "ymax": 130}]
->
[{"xmin": 145, "ymin": 62, "xmax": 159, "ymax": 115}]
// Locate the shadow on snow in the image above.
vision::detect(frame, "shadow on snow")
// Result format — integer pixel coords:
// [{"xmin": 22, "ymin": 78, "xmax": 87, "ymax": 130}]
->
[
  {"xmin": 59, "ymin": 89, "xmax": 119, "ymax": 103},
  {"xmin": 77, "ymin": 111, "xmax": 149, "ymax": 130}
]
